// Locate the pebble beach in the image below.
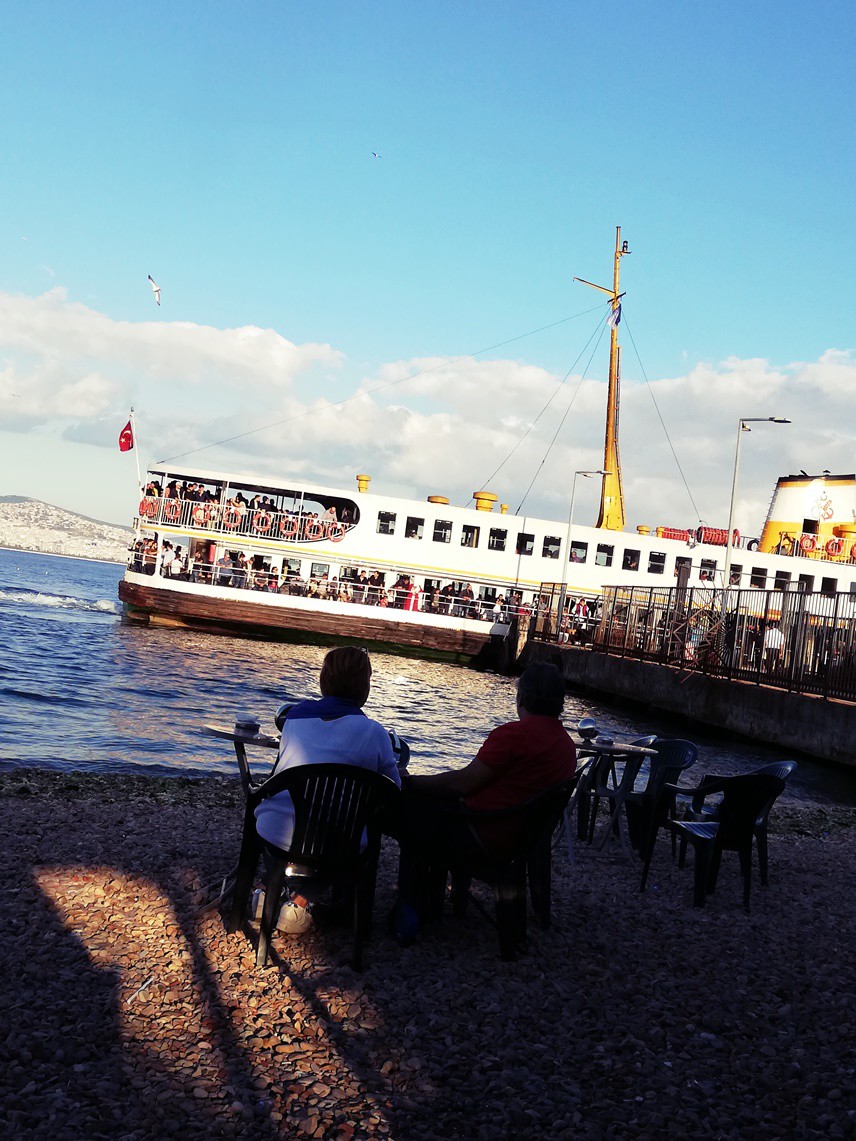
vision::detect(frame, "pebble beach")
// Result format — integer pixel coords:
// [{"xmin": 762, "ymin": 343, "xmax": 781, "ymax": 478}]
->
[{"xmin": 1, "ymin": 769, "xmax": 854, "ymax": 1140}]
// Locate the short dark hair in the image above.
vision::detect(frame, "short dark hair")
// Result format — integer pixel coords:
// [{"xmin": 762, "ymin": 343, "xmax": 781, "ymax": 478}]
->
[
  {"xmin": 516, "ymin": 662, "xmax": 565, "ymax": 717},
  {"xmin": 319, "ymin": 646, "xmax": 372, "ymax": 706}
]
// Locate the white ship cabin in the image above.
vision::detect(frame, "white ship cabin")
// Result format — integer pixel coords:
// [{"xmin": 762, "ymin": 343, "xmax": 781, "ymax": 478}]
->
[{"xmin": 129, "ymin": 466, "xmax": 856, "ymax": 608}]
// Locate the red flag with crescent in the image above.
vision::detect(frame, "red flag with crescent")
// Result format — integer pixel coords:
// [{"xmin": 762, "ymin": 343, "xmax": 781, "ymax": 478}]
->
[{"xmin": 118, "ymin": 419, "xmax": 134, "ymax": 452}]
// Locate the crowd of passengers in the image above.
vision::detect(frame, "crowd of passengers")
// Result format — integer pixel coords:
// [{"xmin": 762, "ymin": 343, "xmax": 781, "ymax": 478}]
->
[
  {"xmin": 142, "ymin": 480, "xmax": 355, "ymax": 527},
  {"xmin": 129, "ymin": 539, "xmax": 529, "ymax": 621}
]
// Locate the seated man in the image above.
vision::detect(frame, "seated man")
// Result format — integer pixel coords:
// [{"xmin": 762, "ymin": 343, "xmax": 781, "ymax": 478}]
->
[
  {"xmin": 254, "ymin": 646, "xmax": 401, "ymax": 932},
  {"xmin": 391, "ymin": 662, "xmax": 576, "ymax": 936}
]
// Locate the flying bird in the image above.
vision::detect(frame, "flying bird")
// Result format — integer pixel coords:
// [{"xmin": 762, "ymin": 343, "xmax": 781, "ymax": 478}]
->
[
  {"xmin": 371, "ymin": 151, "xmax": 382, "ymax": 158},
  {"xmin": 147, "ymin": 274, "xmax": 161, "ymax": 306}
]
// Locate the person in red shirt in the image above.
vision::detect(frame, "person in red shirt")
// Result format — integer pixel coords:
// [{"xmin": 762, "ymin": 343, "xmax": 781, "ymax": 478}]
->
[
  {"xmin": 389, "ymin": 662, "xmax": 576, "ymax": 941},
  {"xmin": 407, "ymin": 661, "xmax": 576, "ymax": 807}
]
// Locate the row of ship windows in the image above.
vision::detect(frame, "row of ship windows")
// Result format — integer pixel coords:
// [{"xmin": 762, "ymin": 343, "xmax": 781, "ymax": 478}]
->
[
  {"xmin": 376, "ymin": 512, "xmax": 853, "ymax": 590},
  {"xmin": 377, "ymin": 511, "xmax": 692, "ymax": 569}
]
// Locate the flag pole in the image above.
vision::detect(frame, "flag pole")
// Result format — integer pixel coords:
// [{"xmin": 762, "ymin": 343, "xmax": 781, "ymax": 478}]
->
[{"xmin": 130, "ymin": 406, "xmax": 142, "ymax": 491}]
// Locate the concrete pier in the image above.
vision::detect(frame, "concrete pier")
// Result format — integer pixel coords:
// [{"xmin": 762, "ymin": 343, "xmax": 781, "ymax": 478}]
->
[{"xmin": 523, "ymin": 641, "xmax": 856, "ymax": 768}]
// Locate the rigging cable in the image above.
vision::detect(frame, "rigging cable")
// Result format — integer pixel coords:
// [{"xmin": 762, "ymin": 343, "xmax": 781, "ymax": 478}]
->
[
  {"xmin": 622, "ymin": 317, "xmax": 701, "ymax": 522},
  {"xmin": 469, "ymin": 311, "xmax": 607, "ymax": 506},
  {"xmin": 157, "ymin": 305, "xmax": 605, "ymax": 465},
  {"xmin": 513, "ymin": 317, "xmax": 609, "ymax": 515}
]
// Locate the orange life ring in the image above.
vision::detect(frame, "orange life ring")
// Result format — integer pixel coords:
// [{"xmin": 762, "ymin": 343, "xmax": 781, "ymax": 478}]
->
[
  {"xmin": 799, "ymin": 534, "xmax": 817, "ymax": 553},
  {"xmin": 162, "ymin": 498, "xmax": 181, "ymax": 522},
  {"xmin": 304, "ymin": 520, "xmax": 323, "ymax": 541},
  {"xmin": 825, "ymin": 537, "xmax": 844, "ymax": 557},
  {"xmin": 279, "ymin": 515, "xmax": 298, "ymax": 539},
  {"xmin": 328, "ymin": 522, "xmax": 346, "ymax": 543},
  {"xmin": 223, "ymin": 507, "xmax": 241, "ymax": 530},
  {"xmin": 253, "ymin": 511, "xmax": 272, "ymax": 533},
  {"xmin": 139, "ymin": 497, "xmax": 156, "ymax": 518},
  {"xmin": 192, "ymin": 505, "xmax": 210, "ymax": 526},
  {"xmin": 851, "ymin": 542, "xmax": 856, "ymax": 561}
]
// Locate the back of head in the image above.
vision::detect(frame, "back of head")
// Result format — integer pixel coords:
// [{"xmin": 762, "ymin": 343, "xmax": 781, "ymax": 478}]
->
[
  {"xmin": 319, "ymin": 646, "xmax": 372, "ymax": 706},
  {"xmin": 517, "ymin": 662, "xmax": 565, "ymax": 717}
]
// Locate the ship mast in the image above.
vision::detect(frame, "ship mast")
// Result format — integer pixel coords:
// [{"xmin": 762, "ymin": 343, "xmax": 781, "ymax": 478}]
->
[{"xmin": 574, "ymin": 225, "xmax": 630, "ymax": 530}]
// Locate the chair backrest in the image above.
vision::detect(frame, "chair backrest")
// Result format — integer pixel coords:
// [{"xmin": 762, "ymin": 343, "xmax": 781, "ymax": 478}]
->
[
  {"xmin": 651, "ymin": 738, "xmax": 699, "ymax": 787},
  {"xmin": 630, "ymin": 735, "xmax": 658, "ymax": 749},
  {"xmin": 468, "ymin": 776, "xmax": 579, "ymax": 862},
  {"xmin": 751, "ymin": 760, "xmax": 797, "ymax": 826},
  {"xmin": 753, "ymin": 760, "xmax": 798, "ymax": 781},
  {"xmin": 256, "ymin": 763, "xmax": 399, "ymax": 865},
  {"xmin": 710, "ymin": 773, "xmax": 787, "ymax": 846}
]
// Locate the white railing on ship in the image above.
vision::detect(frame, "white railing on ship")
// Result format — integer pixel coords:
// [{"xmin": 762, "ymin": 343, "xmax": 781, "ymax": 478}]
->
[
  {"xmin": 125, "ymin": 552, "xmax": 545, "ymax": 624},
  {"xmin": 137, "ymin": 496, "xmax": 351, "ymax": 544}
]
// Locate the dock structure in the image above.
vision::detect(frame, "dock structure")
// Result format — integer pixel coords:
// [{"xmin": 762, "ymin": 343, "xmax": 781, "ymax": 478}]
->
[{"xmin": 522, "ymin": 638, "xmax": 856, "ymax": 768}]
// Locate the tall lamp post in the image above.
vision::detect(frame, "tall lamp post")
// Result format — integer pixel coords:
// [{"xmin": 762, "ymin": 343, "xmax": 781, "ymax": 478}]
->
[
  {"xmin": 723, "ymin": 417, "xmax": 791, "ymax": 591},
  {"xmin": 558, "ymin": 469, "xmax": 609, "ymax": 630}
]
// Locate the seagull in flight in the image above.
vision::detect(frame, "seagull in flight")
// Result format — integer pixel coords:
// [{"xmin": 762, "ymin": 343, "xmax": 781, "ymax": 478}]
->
[
  {"xmin": 147, "ymin": 274, "xmax": 161, "ymax": 306},
  {"xmin": 371, "ymin": 151, "xmax": 382, "ymax": 159}
]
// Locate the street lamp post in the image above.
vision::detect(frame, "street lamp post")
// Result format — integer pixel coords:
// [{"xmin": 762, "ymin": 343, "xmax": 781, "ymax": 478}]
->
[
  {"xmin": 558, "ymin": 470, "xmax": 609, "ymax": 636},
  {"xmin": 723, "ymin": 417, "xmax": 791, "ymax": 592}
]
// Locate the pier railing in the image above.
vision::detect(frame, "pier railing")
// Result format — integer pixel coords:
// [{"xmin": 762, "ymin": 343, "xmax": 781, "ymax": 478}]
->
[{"xmin": 579, "ymin": 584, "xmax": 856, "ymax": 703}]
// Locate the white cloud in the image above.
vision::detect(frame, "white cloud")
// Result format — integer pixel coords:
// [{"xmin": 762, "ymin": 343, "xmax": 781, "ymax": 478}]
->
[
  {"xmin": 0, "ymin": 289, "xmax": 344, "ymax": 428},
  {"xmin": 0, "ymin": 287, "xmax": 853, "ymax": 538}
]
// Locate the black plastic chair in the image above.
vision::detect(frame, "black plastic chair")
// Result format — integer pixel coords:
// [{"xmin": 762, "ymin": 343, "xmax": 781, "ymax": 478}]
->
[
  {"xmin": 227, "ymin": 763, "xmax": 400, "ymax": 970},
  {"xmin": 641, "ymin": 771, "xmax": 787, "ymax": 912},
  {"xmin": 677, "ymin": 759, "xmax": 797, "ymax": 886},
  {"xmin": 420, "ymin": 777, "xmax": 578, "ymax": 961},
  {"xmin": 625, "ymin": 739, "xmax": 698, "ymax": 855}
]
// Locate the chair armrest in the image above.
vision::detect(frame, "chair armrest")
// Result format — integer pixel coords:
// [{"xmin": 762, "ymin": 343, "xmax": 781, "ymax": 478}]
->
[{"xmin": 666, "ymin": 773, "xmax": 730, "ymax": 813}]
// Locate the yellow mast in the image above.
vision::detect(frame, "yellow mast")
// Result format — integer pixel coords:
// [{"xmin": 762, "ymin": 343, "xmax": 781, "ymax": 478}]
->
[{"xmin": 574, "ymin": 226, "xmax": 630, "ymax": 530}]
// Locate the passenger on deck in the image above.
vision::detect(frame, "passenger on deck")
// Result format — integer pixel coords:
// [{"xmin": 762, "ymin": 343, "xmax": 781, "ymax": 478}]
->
[
  {"xmin": 160, "ymin": 541, "xmax": 175, "ymax": 576},
  {"xmin": 215, "ymin": 553, "xmax": 233, "ymax": 586},
  {"xmin": 170, "ymin": 546, "xmax": 185, "ymax": 580}
]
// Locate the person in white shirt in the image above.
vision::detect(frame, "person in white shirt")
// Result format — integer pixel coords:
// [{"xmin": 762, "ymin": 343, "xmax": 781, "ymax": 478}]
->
[
  {"xmin": 254, "ymin": 646, "xmax": 400, "ymax": 932},
  {"xmin": 160, "ymin": 543, "xmax": 175, "ymax": 577},
  {"xmin": 763, "ymin": 622, "xmax": 785, "ymax": 668}
]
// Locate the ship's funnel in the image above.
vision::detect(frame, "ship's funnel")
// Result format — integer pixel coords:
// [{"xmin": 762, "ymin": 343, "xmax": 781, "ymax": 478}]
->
[
  {"xmin": 473, "ymin": 491, "xmax": 497, "ymax": 512},
  {"xmin": 759, "ymin": 473, "xmax": 856, "ymax": 555}
]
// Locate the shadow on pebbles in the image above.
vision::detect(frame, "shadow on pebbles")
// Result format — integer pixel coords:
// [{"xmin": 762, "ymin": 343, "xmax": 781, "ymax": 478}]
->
[{"xmin": 0, "ymin": 769, "xmax": 854, "ymax": 1139}]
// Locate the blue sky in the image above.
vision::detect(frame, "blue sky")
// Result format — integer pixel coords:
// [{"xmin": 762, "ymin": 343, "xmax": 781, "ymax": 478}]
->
[{"xmin": 1, "ymin": 1, "xmax": 855, "ymax": 532}]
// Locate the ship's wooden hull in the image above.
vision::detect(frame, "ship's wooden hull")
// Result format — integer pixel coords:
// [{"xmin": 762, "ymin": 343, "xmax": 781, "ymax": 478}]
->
[{"xmin": 118, "ymin": 577, "xmax": 508, "ymax": 663}]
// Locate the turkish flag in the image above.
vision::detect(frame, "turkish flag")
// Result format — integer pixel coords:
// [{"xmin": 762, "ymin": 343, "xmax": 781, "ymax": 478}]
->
[{"xmin": 118, "ymin": 419, "xmax": 134, "ymax": 452}]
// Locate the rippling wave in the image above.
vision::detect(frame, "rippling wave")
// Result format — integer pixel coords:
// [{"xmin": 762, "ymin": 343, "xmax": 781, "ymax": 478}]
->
[{"xmin": 0, "ymin": 585, "xmax": 119, "ymax": 614}]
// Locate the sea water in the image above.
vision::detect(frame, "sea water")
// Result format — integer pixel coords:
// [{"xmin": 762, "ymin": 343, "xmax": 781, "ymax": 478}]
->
[{"xmin": 0, "ymin": 548, "xmax": 853, "ymax": 805}]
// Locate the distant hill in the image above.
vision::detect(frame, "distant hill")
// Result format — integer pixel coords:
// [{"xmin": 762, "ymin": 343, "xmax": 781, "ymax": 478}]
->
[{"xmin": 0, "ymin": 497, "xmax": 131, "ymax": 564}]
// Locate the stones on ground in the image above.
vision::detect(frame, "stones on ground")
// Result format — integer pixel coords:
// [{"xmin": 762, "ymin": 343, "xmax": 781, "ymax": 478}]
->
[{"xmin": 1, "ymin": 771, "xmax": 854, "ymax": 1137}]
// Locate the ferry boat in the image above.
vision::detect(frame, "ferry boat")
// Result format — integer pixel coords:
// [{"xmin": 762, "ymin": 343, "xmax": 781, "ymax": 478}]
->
[{"xmin": 117, "ymin": 230, "xmax": 856, "ymax": 660}]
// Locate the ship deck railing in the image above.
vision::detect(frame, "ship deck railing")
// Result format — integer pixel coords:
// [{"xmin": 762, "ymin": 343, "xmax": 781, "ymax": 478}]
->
[
  {"xmin": 136, "ymin": 496, "xmax": 353, "ymax": 545},
  {"xmin": 124, "ymin": 557, "xmax": 551, "ymax": 625}
]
